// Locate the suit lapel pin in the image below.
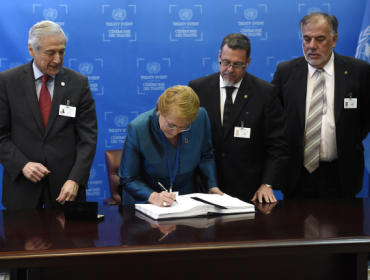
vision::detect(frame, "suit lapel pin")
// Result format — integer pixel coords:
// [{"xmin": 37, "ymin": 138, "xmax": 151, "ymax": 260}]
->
[
  {"xmin": 61, "ymin": 82, "xmax": 65, "ymax": 86},
  {"xmin": 244, "ymin": 95, "xmax": 248, "ymax": 98},
  {"xmin": 185, "ymin": 138, "xmax": 189, "ymax": 144},
  {"xmin": 344, "ymin": 71, "xmax": 348, "ymax": 74}
]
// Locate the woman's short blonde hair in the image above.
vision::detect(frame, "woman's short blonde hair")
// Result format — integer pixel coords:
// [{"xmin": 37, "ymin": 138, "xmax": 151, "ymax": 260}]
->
[{"xmin": 156, "ymin": 85, "xmax": 200, "ymax": 123}]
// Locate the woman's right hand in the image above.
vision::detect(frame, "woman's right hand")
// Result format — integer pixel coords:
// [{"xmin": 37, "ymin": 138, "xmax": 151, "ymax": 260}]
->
[{"xmin": 148, "ymin": 191, "xmax": 176, "ymax": 207}]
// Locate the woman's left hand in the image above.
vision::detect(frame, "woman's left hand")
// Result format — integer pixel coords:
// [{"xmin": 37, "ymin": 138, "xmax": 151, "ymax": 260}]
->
[{"xmin": 208, "ymin": 187, "xmax": 223, "ymax": 195}]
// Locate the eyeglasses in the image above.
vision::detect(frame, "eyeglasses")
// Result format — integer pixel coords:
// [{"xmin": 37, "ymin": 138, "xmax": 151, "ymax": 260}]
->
[
  {"xmin": 219, "ymin": 60, "xmax": 246, "ymax": 70},
  {"xmin": 163, "ymin": 116, "xmax": 191, "ymax": 132}
]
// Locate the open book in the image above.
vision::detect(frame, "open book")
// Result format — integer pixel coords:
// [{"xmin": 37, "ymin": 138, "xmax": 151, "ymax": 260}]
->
[{"xmin": 135, "ymin": 193, "xmax": 255, "ymax": 220}]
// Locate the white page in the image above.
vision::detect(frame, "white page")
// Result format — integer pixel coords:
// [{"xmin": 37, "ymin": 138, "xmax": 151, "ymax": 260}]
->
[
  {"xmin": 182, "ymin": 193, "xmax": 255, "ymax": 210},
  {"xmin": 135, "ymin": 196, "xmax": 207, "ymax": 219}
]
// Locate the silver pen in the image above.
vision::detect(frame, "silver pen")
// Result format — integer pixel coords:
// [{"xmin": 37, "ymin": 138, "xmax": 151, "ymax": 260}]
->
[
  {"xmin": 158, "ymin": 182, "xmax": 168, "ymax": 192},
  {"xmin": 158, "ymin": 182, "xmax": 177, "ymax": 203}
]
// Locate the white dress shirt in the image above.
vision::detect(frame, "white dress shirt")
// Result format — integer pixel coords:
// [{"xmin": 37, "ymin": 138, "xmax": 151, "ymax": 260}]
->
[
  {"xmin": 32, "ymin": 62, "xmax": 55, "ymax": 101},
  {"xmin": 219, "ymin": 75, "xmax": 243, "ymax": 125},
  {"xmin": 305, "ymin": 52, "xmax": 337, "ymax": 162}
]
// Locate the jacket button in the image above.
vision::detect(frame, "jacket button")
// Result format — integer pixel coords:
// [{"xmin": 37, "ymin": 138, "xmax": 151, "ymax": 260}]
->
[{"xmin": 222, "ymin": 153, "xmax": 225, "ymax": 157}]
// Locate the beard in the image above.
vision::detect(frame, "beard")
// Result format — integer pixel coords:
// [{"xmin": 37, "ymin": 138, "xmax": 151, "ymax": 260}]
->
[
  {"xmin": 303, "ymin": 46, "xmax": 331, "ymax": 67},
  {"xmin": 221, "ymin": 72, "xmax": 237, "ymax": 86}
]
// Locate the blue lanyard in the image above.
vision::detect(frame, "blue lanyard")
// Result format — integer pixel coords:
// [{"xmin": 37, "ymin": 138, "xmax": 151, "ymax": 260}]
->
[{"xmin": 159, "ymin": 131, "xmax": 181, "ymax": 188}]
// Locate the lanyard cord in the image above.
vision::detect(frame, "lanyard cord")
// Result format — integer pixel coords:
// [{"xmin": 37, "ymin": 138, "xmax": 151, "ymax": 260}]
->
[{"xmin": 159, "ymin": 131, "xmax": 181, "ymax": 187}]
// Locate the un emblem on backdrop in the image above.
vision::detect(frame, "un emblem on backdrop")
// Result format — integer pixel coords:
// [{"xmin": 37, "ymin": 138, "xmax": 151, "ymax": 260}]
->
[
  {"xmin": 9, "ymin": 62, "xmax": 22, "ymax": 69},
  {"xmin": 114, "ymin": 115, "xmax": 129, "ymax": 127},
  {"xmin": 212, "ymin": 62, "xmax": 220, "ymax": 73},
  {"xmin": 244, "ymin": 8, "xmax": 258, "ymax": 20},
  {"xmin": 112, "ymin": 8, "xmax": 126, "ymax": 21},
  {"xmin": 89, "ymin": 168, "xmax": 96, "ymax": 180},
  {"xmin": 356, "ymin": 26, "xmax": 370, "ymax": 63},
  {"xmin": 146, "ymin": 62, "xmax": 161, "ymax": 74},
  {"xmin": 79, "ymin": 63, "xmax": 94, "ymax": 75},
  {"xmin": 179, "ymin": 8, "xmax": 193, "ymax": 21},
  {"xmin": 276, "ymin": 60, "xmax": 285, "ymax": 66},
  {"xmin": 43, "ymin": 8, "xmax": 58, "ymax": 20},
  {"xmin": 307, "ymin": 7, "xmax": 321, "ymax": 14}
]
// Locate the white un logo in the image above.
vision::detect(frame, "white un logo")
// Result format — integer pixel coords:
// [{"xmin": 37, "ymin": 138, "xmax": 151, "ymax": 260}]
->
[
  {"xmin": 146, "ymin": 62, "xmax": 161, "ymax": 74},
  {"xmin": 79, "ymin": 63, "xmax": 94, "ymax": 75},
  {"xmin": 356, "ymin": 26, "xmax": 370, "ymax": 63},
  {"xmin": 43, "ymin": 8, "xmax": 58, "ymax": 20},
  {"xmin": 114, "ymin": 115, "xmax": 129, "ymax": 127},
  {"xmin": 244, "ymin": 8, "xmax": 258, "ymax": 20},
  {"xmin": 307, "ymin": 7, "xmax": 321, "ymax": 14},
  {"xmin": 276, "ymin": 60, "xmax": 285, "ymax": 67},
  {"xmin": 89, "ymin": 168, "xmax": 96, "ymax": 180},
  {"xmin": 112, "ymin": 8, "xmax": 126, "ymax": 21},
  {"xmin": 179, "ymin": 8, "xmax": 193, "ymax": 20},
  {"xmin": 9, "ymin": 62, "xmax": 22, "ymax": 69},
  {"xmin": 212, "ymin": 62, "xmax": 219, "ymax": 73}
]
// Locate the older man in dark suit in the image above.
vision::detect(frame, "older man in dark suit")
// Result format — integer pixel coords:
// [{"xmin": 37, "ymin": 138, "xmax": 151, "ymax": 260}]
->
[
  {"xmin": 0, "ymin": 20, "xmax": 98, "ymax": 209},
  {"xmin": 189, "ymin": 33, "xmax": 289, "ymax": 203},
  {"xmin": 271, "ymin": 12, "xmax": 370, "ymax": 199}
]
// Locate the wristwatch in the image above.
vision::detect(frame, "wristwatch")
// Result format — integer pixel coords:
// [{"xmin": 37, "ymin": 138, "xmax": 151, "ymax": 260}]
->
[{"xmin": 264, "ymin": 184, "xmax": 272, "ymax": 188}]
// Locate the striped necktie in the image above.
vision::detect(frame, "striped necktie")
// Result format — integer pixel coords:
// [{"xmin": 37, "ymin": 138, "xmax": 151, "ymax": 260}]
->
[
  {"xmin": 303, "ymin": 68, "xmax": 327, "ymax": 173},
  {"xmin": 222, "ymin": 86, "xmax": 236, "ymax": 134}
]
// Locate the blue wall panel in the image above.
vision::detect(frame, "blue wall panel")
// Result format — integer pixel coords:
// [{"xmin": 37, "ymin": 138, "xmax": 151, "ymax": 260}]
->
[{"xmin": 0, "ymin": 0, "xmax": 368, "ymax": 208}]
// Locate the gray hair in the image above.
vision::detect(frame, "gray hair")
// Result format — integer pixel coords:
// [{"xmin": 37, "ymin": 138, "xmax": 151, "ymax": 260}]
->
[
  {"xmin": 300, "ymin": 12, "xmax": 338, "ymax": 35},
  {"xmin": 220, "ymin": 33, "xmax": 251, "ymax": 59},
  {"xmin": 28, "ymin": 20, "xmax": 67, "ymax": 52}
]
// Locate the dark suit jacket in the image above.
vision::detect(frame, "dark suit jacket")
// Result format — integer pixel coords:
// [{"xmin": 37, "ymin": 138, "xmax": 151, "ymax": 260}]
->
[
  {"xmin": 0, "ymin": 60, "xmax": 98, "ymax": 209},
  {"xmin": 189, "ymin": 72, "xmax": 289, "ymax": 202},
  {"xmin": 271, "ymin": 52, "xmax": 370, "ymax": 196}
]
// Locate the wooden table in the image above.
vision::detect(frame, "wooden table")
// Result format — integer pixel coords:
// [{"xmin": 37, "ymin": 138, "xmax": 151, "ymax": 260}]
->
[{"xmin": 0, "ymin": 198, "xmax": 369, "ymax": 280}]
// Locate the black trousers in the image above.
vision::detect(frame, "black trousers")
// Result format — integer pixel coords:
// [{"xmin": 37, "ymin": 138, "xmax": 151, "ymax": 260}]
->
[{"xmin": 285, "ymin": 160, "xmax": 355, "ymax": 200}]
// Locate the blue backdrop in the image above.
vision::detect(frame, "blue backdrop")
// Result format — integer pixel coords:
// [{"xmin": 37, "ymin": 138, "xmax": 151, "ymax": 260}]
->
[{"xmin": 0, "ymin": 0, "xmax": 369, "ymax": 208}]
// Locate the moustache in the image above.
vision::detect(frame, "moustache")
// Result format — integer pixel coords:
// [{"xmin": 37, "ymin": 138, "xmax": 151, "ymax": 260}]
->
[
  {"xmin": 224, "ymin": 71, "xmax": 236, "ymax": 77},
  {"xmin": 306, "ymin": 52, "xmax": 320, "ymax": 56}
]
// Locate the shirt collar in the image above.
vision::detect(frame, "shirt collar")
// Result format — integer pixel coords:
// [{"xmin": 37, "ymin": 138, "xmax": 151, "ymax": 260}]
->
[
  {"xmin": 219, "ymin": 74, "xmax": 243, "ymax": 89},
  {"xmin": 307, "ymin": 51, "xmax": 334, "ymax": 78},
  {"xmin": 32, "ymin": 61, "xmax": 56, "ymax": 80}
]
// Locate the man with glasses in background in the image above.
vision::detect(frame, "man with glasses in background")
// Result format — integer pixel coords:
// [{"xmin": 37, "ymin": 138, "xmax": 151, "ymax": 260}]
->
[{"xmin": 189, "ymin": 33, "xmax": 289, "ymax": 203}]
